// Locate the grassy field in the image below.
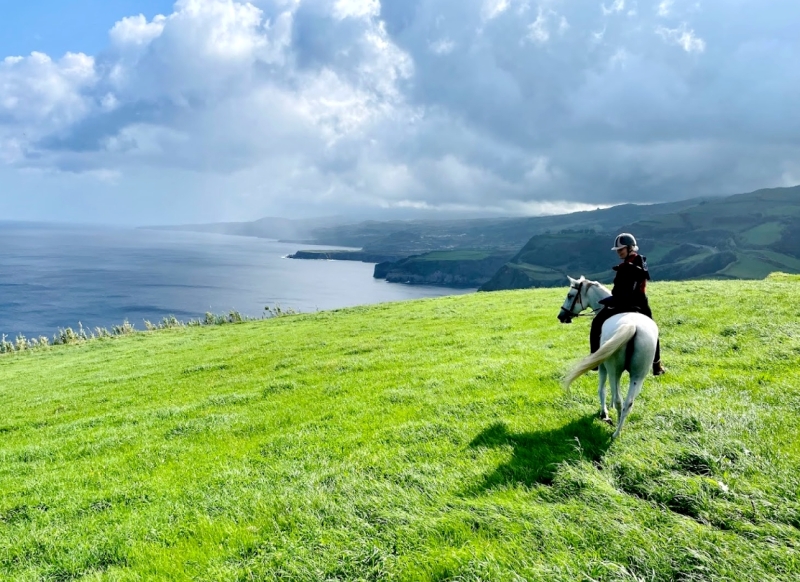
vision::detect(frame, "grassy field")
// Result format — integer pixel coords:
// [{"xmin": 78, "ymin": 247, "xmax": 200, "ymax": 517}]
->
[
  {"xmin": 1, "ymin": 278, "xmax": 799, "ymax": 581},
  {"xmin": 417, "ymin": 251, "xmax": 495, "ymax": 261}
]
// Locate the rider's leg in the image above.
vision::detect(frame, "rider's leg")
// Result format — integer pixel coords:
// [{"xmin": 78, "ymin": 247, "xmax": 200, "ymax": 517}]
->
[
  {"xmin": 590, "ymin": 307, "xmax": 611, "ymax": 353},
  {"xmin": 639, "ymin": 301, "xmax": 666, "ymax": 375},
  {"xmin": 590, "ymin": 308, "xmax": 612, "ymax": 372},
  {"xmin": 598, "ymin": 366, "xmax": 611, "ymax": 423},
  {"xmin": 652, "ymin": 341, "xmax": 665, "ymax": 375}
]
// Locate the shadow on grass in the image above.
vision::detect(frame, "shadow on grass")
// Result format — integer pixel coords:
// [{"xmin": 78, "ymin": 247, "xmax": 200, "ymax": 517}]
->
[{"xmin": 466, "ymin": 415, "xmax": 612, "ymax": 493}]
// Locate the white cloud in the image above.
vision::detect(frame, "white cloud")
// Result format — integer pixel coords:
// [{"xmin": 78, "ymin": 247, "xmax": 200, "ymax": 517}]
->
[
  {"xmin": 109, "ymin": 14, "xmax": 167, "ymax": 47},
  {"xmin": 656, "ymin": 23, "xmax": 706, "ymax": 53},
  {"xmin": 591, "ymin": 27, "xmax": 607, "ymax": 44},
  {"xmin": 511, "ymin": 200, "xmax": 612, "ymax": 215},
  {"xmin": 429, "ymin": 38, "xmax": 456, "ymax": 55},
  {"xmin": 657, "ymin": 0, "xmax": 674, "ymax": 17},
  {"xmin": 0, "ymin": 52, "xmax": 96, "ymax": 122},
  {"xmin": 0, "ymin": 51, "xmax": 97, "ymax": 163},
  {"xmin": 602, "ymin": 0, "xmax": 626, "ymax": 16},
  {"xmin": 482, "ymin": 0, "xmax": 511, "ymax": 21},
  {"xmin": 526, "ymin": 8, "xmax": 570, "ymax": 44},
  {"xmin": 527, "ymin": 9, "xmax": 550, "ymax": 44},
  {"xmin": 333, "ymin": 0, "xmax": 380, "ymax": 20}
]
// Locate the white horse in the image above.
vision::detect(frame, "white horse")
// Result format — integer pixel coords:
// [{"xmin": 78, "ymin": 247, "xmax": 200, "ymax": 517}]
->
[{"xmin": 557, "ymin": 276, "xmax": 659, "ymax": 439}]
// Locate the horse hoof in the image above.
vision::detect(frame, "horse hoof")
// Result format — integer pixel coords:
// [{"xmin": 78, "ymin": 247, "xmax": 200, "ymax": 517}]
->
[
  {"xmin": 603, "ymin": 417, "xmax": 614, "ymax": 426},
  {"xmin": 599, "ymin": 412, "xmax": 613, "ymax": 425}
]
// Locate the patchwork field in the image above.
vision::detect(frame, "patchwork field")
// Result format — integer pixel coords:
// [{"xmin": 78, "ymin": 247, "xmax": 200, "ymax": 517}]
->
[{"xmin": 1, "ymin": 276, "xmax": 799, "ymax": 580}]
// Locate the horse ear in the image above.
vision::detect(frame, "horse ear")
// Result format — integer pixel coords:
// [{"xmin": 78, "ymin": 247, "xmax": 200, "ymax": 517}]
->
[
  {"xmin": 567, "ymin": 276, "xmax": 576, "ymax": 285},
  {"xmin": 578, "ymin": 276, "xmax": 586, "ymax": 284}
]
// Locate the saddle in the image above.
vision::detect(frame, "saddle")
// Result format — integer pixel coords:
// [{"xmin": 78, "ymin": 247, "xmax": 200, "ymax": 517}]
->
[{"xmin": 598, "ymin": 295, "xmax": 644, "ymax": 314}]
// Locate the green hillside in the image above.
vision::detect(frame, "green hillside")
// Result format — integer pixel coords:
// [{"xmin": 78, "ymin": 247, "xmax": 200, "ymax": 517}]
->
[
  {"xmin": 304, "ymin": 198, "xmax": 710, "ymax": 254},
  {"xmin": 483, "ymin": 186, "xmax": 800, "ymax": 290},
  {"xmin": 373, "ymin": 251, "xmax": 515, "ymax": 287},
  {"xmin": 2, "ymin": 279, "xmax": 800, "ymax": 580}
]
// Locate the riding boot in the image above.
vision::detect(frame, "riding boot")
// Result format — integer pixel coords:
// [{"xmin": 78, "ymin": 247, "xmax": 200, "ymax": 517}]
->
[
  {"xmin": 652, "ymin": 340, "xmax": 666, "ymax": 376},
  {"xmin": 589, "ymin": 316, "xmax": 602, "ymax": 371}
]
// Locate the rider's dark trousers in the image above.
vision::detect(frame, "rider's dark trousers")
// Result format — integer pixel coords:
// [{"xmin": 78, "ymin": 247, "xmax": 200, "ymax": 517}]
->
[{"xmin": 590, "ymin": 304, "xmax": 662, "ymax": 364}]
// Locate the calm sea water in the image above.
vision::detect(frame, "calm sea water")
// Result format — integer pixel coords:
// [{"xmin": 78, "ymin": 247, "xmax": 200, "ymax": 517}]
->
[{"xmin": 0, "ymin": 223, "xmax": 474, "ymax": 339}]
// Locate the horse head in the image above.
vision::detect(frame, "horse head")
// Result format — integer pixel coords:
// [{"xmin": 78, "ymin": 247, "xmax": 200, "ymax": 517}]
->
[
  {"xmin": 558, "ymin": 276, "xmax": 587, "ymax": 324},
  {"xmin": 558, "ymin": 276, "xmax": 612, "ymax": 323}
]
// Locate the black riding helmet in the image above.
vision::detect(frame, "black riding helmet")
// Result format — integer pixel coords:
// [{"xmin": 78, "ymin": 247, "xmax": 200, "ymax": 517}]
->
[{"xmin": 612, "ymin": 233, "xmax": 638, "ymax": 251}]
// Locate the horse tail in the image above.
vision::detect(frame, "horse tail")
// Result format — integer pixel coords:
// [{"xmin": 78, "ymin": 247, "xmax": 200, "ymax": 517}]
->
[{"xmin": 563, "ymin": 323, "xmax": 637, "ymax": 390}]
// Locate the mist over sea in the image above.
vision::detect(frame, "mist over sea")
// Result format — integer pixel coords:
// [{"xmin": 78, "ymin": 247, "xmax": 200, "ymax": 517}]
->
[{"xmin": 0, "ymin": 223, "xmax": 474, "ymax": 339}]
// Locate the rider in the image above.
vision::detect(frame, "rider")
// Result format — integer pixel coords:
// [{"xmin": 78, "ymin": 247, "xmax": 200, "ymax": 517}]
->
[{"xmin": 590, "ymin": 233, "xmax": 666, "ymax": 376}]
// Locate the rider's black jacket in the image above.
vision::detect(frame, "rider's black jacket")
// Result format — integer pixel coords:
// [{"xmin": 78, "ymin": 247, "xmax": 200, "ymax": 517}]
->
[
  {"xmin": 591, "ymin": 252, "xmax": 658, "ymax": 357},
  {"xmin": 601, "ymin": 253, "xmax": 651, "ymax": 311}
]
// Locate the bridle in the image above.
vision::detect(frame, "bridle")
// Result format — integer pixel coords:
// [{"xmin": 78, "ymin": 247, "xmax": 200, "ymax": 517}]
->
[{"xmin": 560, "ymin": 281, "xmax": 602, "ymax": 321}]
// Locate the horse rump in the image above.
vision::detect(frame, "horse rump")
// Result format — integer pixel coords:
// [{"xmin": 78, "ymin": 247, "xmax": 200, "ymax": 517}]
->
[{"xmin": 563, "ymin": 323, "xmax": 637, "ymax": 389}]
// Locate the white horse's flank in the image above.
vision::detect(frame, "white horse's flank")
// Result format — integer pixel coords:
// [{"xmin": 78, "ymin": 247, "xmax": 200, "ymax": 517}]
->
[{"xmin": 558, "ymin": 276, "xmax": 659, "ymax": 439}]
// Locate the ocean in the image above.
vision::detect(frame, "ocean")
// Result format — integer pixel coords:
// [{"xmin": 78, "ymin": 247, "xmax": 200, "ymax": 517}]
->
[{"xmin": 0, "ymin": 223, "xmax": 474, "ymax": 339}]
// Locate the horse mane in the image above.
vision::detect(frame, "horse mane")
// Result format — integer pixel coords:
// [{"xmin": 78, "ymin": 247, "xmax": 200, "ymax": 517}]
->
[
  {"xmin": 587, "ymin": 280, "xmax": 612, "ymax": 296},
  {"xmin": 568, "ymin": 276, "xmax": 611, "ymax": 297}
]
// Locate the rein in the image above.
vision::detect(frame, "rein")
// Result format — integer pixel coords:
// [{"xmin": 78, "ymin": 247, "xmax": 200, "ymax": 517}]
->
[{"xmin": 574, "ymin": 309, "xmax": 602, "ymax": 318}]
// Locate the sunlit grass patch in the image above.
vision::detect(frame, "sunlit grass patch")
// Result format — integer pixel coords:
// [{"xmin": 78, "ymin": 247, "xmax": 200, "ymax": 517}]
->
[{"xmin": 0, "ymin": 280, "xmax": 799, "ymax": 580}]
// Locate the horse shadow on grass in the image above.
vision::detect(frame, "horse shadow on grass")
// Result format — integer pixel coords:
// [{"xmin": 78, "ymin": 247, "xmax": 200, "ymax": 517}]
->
[{"xmin": 465, "ymin": 414, "xmax": 612, "ymax": 494}]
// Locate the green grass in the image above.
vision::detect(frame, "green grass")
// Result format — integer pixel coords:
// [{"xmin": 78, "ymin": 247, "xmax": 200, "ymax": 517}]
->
[
  {"xmin": 750, "ymin": 250, "xmax": 800, "ymax": 272},
  {"xmin": 768, "ymin": 272, "xmax": 800, "ymax": 282},
  {"xmin": 418, "ymin": 251, "xmax": 494, "ymax": 261},
  {"xmin": 717, "ymin": 254, "xmax": 778, "ymax": 279},
  {"xmin": 718, "ymin": 251, "xmax": 800, "ymax": 280},
  {"xmin": 2, "ymin": 280, "xmax": 800, "ymax": 580},
  {"xmin": 741, "ymin": 222, "xmax": 785, "ymax": 246}
]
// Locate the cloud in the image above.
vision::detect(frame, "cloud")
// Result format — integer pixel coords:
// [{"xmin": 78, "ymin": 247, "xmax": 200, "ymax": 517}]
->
[
  {"xmin": 481, "ymin": 0, "xmax": 512, "ymax": 22},
  {"xmin": 0, "ymin": 0, "xmax": 799, "ymax": 224},
  {"xmin": 429, "ymin": 38, "xmax": 455, "ymax": 54},
  {"xmin": 0, "ymin": 52, "xmax": 97, "ymax": 162},
  {"xmin": 109, "ymin": 14, "xmax": 168, "ymax": 47},
  {"xmin": 527, "ymin": 9, "xmax": 550, "ymax": 44},
  {"xmin": 602, "ymin": 0, "xmax": 626, "ymax": 17},
  {"xmin": 333, "ymin": 0, "xmax": 380, "ymax": 20},
  {"xmin": 656, "ymin": 0, "xmax": 674, "ymax": 17},
  {"xmin": 656, "ymin": 23, "xmax": 705, "ymax": 53}
]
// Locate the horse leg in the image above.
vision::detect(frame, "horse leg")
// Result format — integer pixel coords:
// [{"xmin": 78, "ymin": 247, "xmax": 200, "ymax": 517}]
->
[
  {"xmin": 611, "ymin": 375, "xmax": 623, "ymax": 419},
  {"xmin": 608, "ymin": 370, "xmax": 623, "ymax": 428},
  {"xmin": 613, "ymin": 374, "xmax": 647, "ymax": 439},
  {"xmin": 598, "ymin": 367, "xmax": 612, "ymax": 424}
]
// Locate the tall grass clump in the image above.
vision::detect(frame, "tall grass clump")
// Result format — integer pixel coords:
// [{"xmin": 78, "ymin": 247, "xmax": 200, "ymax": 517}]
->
[{"xmin": 1, "ymin": 306, "xmax": 298, "ymax": 357}]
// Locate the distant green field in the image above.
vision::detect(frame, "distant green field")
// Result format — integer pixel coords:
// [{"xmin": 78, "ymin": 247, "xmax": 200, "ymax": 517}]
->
[
  {"xmin": 516, "ymin": 263, "xmax": 563, "ymax": 275},
  {"xmin": 1, "ymin": 280, "xmax": 799, "ymax": 580},
  {"xmin": 418, "ymin": 251, "xmax": 494, "ymax": 261},
  {"xmin": 741, "ymin": 222, "xmax": 785, "ymax": 246},
  {"xmin": 752, "ymin": 250, "xmax": 800, "ymax": 272},
  {"xmin": 718, "ymin": 251, "xmax": 800, "ymax": 280},
  {"xmin": 718, "ymin": 254, "xmax": 779, "ymax": 280}
]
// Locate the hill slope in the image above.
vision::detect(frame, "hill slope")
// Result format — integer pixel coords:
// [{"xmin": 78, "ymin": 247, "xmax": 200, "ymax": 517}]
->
[
  {"xmin": 305, "ymin": 197, "xmax": 710, "ymax": 253},
  {"xmin": 483, "ymin": 186, "xmax": 800, "ymax": 290},
  {"xmin": 1, "ymin": 279, "xmax": 799, "ymax": 580},
  {"xmin": 148, "ymin": 198, "xmax": 710, "ymax": 253}
]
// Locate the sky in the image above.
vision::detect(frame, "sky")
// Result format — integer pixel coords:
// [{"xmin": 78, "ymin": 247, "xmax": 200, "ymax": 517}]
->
[{"xmin": 1, "ymin": 0, "xmax": 799, "ymax": 225}]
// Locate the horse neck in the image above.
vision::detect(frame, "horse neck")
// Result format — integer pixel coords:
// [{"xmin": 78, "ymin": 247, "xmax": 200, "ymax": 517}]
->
[{"xmin": 583, "ymin": 282, "xmax": 611, "ymax": 311}]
